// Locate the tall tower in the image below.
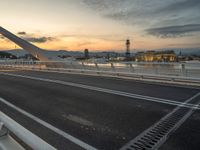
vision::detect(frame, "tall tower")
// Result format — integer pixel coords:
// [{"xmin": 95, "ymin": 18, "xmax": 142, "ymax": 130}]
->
[{"xmin": 125, "ymin": 39, "xmax": 130, "ymax": 59}]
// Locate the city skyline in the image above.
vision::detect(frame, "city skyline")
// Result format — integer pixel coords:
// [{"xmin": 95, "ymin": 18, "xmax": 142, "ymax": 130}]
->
[{"xmin": 0, "ymin": 0, "xmax": 200, "ymax": 51}]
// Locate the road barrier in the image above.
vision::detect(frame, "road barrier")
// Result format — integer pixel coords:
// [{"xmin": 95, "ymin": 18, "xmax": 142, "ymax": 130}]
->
[
  {"xmin": 0, "ymin": 60, "xmax": 200, "ymax": 86},
  {"xmin": 0, "ymin": 111, "xmax": 56, "ymax": 150}
]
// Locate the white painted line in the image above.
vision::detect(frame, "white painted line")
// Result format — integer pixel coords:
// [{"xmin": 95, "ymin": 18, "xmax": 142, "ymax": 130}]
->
[
  {"xmin": 0, "ymin": 72, "xmax": 199, "ymax": 109},
  {"xmin": 120, "ymin": 92, "xmax": 200, "ymax": 150},
  {"xmin": 0, "ymin": 97, "xmax": 98, "ymax": 150},
  {"xmin": 2, "ymin": 66, "xmax": 200, "ymax": 89},
  {"xmin": 14, "ymin": 68, "xmax": 200, "ymax": 90}
]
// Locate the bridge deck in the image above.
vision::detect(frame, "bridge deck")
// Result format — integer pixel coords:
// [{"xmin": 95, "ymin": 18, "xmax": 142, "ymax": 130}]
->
[{"xmin": 0, "ymin": 69, "xmax": 199, "ymax": 150}]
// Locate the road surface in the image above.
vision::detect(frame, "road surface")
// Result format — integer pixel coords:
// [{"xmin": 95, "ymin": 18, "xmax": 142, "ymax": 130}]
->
[{"xmin": 0, "ymin": 68, "xmax": 199, "ymax": 150}]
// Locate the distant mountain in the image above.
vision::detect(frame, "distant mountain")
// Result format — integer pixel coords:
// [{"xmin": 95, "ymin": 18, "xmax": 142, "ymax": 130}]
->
[
  {"xmin": 2, "ymin": 48, "xmax": 200, "ymax": 61},
  {"xmin": 42, "ymin": 50, "xmax": 83, "ymax": 60},
  {"xmin": 178, "ymin": 49, "xmax": 200, "ymax": 55},
  {"xmin": 3, "ymin": 49, "xmax": 121, "ymax": 60},
  {"xmin": 2, "ymin": 49, "xmax": 83, "ymax": 60},
  {"xmin": 3, "ymin": 49, "xmax": 29, "ymax": 57},
  {"xmin": 0, "ymin": 51, "xmax": 17, "ymax": 59}
]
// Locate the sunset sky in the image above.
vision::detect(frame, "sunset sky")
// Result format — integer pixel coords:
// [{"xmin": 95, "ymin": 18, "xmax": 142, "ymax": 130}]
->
[{"xmin": 0, "ymin": 0, "xmax": 200, "ymax": 51}]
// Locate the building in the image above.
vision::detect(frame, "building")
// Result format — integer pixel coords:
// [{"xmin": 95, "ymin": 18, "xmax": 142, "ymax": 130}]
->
[
  {"xmin": 135, "ymin": 50, "xmax": 176, "ymax": 62},
  {"xmin": 125, "ymin": 39, "xmax": 131, "ymax": 59},
  {"xmin": 84, "ymin": 49, "xmax": 89, "ymax": 59}
]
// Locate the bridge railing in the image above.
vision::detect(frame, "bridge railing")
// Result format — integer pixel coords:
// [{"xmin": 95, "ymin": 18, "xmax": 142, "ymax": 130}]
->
[
  {"xmin": 0, "ymin": 60, "xmax": 200, "ymax": 85},
  {"xmin": 0, "ymin": 110, "xmax": 56, "ymax": 150}
]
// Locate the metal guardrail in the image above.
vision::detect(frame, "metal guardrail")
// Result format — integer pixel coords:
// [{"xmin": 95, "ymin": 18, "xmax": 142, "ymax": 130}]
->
[
  {"xmin": 0, "ymin": 60, "xmax": 200, "ymax": 86},
  {"xmin": 0, "ymin": 111, "xmax": 56, "ymax": 150}
]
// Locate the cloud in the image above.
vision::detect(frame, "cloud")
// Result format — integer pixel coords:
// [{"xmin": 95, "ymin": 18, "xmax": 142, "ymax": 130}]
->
[
  {"xmin": 82, "ymin": 0, "xmax": 200, "ymax": 29},
  {"xmin": 146, "ymin": 24, "xmax": 200, "ymax": 38},
  {"xmin": 23, "ymin": 36, "xmax": 56, "ymax": 43},
  {"xmin": 77, "ymin": 41, "xmax": 93, "ymax": 47},
  {"xmin": 16, "ymin": 31, "xmax": 57, "ymax": 43},
  {"xmin": 1, "ymin": 30, "xmax": 56, "ymax": 43},
  {"xmin": 62, "ymin": 33, "xmax": 124, "ymax": 42},
  {"xmin": 159, "ymin": 0, "xmax": 200, "ymax": 13},
  {"xmin": 168, "ymin": 43, "xmax": 200, "ymax": 47},
  {"xmin": 17, "ymin": 31, "xmax": 26, "ymax": 35},
  {"xmin": 82, "ymin": 1, "xmax": 165, "ymax": 21}
]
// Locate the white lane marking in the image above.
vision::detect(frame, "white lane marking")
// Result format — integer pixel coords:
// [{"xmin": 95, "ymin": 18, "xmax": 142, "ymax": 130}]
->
[
  {"xmin": 0, "ymin": 97, "xmax": 97, "ymax": 150},
  {"xmin": 9, "ymin": 67, "xmax": 200, "ymax": 89},
  {"xmin": 0, "ymin": 72, "xmax": 199, "ymax": 109},
  {"xmin": 0, "ymin": 69, "xmax": 17, "ymax": 72},
  {"xmin": 119, "ymin": 92, "xmax": 200, "ymax": 150}
]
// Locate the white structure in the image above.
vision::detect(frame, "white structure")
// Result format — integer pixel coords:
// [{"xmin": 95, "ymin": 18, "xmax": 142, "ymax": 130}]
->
[{"xmin": 0, "ymin": 26, "xmax": 49, "ymax": 61}]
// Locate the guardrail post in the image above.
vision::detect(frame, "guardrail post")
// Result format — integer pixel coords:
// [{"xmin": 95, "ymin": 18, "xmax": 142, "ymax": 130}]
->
[
  {"xmin": 70, "ymin": 61, "xmax": 74, "ymax": 69},
  {"xmin": 111, "ymin": 63, "xmax": 115, "ymax": 72},
  {"xmin": 181, "ymin": 63, "xmax": 186, "ymax": 77},
  {"xmin": 95, "ymin": 63, "xmax": 99, "ymax": 71},
  {"xmin": 155, "ymin": 67, "xmax": 159, "ymax": 75},
  {"xmin": 81, "ymin": 62, "xmax": 85, "ymax": 70},
  {"xmin": 129, "ymin": 64, "xmax": 134, "ymax": 72}
]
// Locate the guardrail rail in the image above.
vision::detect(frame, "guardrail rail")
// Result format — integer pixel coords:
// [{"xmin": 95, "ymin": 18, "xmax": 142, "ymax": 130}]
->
[{"xmin": 0, "ymin": 60, "xmax": 200, "ymax": 86}]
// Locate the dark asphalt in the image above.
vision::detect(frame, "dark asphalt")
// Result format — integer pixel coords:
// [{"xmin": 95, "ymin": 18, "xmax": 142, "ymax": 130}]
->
[
  {"xmin": 2, "ymin": 69, "xmax": 199, "ymax": 101},
  {"xmin": 0, "ymin": 69, "xmax": 199, "ymax": 150},
  {"xmin": 160, "ymin": 110, "xmax": 200, "ymax": 150}
]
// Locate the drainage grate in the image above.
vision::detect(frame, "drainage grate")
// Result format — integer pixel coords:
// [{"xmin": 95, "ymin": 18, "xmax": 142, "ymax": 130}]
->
[{"xmin": 120, "ymin": 93, "xmax": 200, "ymax": 150}]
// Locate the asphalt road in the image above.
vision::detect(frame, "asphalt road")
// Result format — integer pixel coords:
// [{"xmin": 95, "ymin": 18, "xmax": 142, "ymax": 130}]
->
[
  {"xmin": 160, "ymin": 110, "xmax": 200, "ymax": 150},
  {"xmin": 0, "ymin": 68, "xmax": 199, "ymax": 150}
]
